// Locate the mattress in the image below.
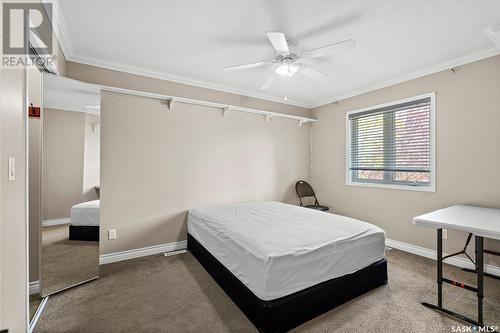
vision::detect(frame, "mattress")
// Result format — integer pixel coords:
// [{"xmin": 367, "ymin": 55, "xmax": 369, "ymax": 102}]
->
[
  {"xmin": 187, "ymin": 201, "xmax": 385, "ymax": 301},
  {"xmin": 70, "ymin": 200, "xmax": 100, "ymax": 227}
]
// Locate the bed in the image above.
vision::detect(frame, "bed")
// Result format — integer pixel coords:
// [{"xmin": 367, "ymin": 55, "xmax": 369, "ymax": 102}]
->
[
  {"xmin": 187, "ymin": 201, "xmax": 387, "ymax": 332},
  {"xmin": 69, "ymin": 200, "xmax": 100, "ymax": 241}
]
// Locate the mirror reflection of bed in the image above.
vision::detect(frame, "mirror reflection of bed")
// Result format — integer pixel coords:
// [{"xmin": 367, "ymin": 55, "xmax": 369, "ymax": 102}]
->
[{"xmin": 41, "ymin": 198, "xmax": 100, "ymax": 296}]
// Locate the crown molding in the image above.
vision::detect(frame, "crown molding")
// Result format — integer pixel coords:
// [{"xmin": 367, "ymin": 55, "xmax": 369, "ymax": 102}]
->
[
  {"xmin": 48, "ymin": 2, "xmax": 311, "ymax": 108},
  {"xmin": 62, "ymin": 47, "xmax": 500, "ymax": 111},
  {"xmin": 311, "ymin": 47, "xmax": 500, "ymax": 108},
  {"xmin": 50, "ymin": 2, "xmax": 500, "ymax": 110},
  {"xmin": 66, "ymin": 53, "xmax": 312, "ymax": 108},
  {"xmin": 48, "ymin": 0, "xmax": 74, "ymax": 60}
]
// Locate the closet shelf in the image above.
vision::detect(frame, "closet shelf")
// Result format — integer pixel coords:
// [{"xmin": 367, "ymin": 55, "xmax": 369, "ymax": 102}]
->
[{"xmin": 100, "ymin": 85, "xmax": 317, "ymax": 126}]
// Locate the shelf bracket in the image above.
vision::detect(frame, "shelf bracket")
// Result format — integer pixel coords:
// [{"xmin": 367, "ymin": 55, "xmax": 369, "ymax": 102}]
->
[
  {"xmin": 222, "ymin": 107, "xmax": 230, "ymax": 117},
  {"xmin": 265, "ymin": 114, "xmax": 273, "ymax": 122},
  {"xmin": 166, "ymin": 98, "xmax": 174, "ymax": 109},
  {"xmin": 298, "ymin": 120, "xmax": 307, "ymax": 127}
]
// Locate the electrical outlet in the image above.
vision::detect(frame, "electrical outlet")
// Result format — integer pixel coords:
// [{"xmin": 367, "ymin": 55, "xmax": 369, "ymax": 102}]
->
[
  {"xmin": 442, "ymin": 229, "xmax": 448, "ymax": 240},
  {"xmin": 108, "ymin": 229, "xmax": 117, "ymax": 240}
]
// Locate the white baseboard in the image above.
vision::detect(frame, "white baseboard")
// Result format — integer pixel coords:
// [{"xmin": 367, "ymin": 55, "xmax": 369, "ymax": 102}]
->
[
  {"xmin": 386, "ymin": 238, "xmax": 500, "ymax": 277},
  {"xmin": 42, "ymin": 217, "xmax": 70, "ymax": 227},
  {"xmin": 29, "ymin": 280, "xmax": 40, "ymax": 295},
  {"xmin": 99, "ymin": 240, "xmax": 187, "ymax": 265},
  {"xmin": 95, "ymin": 237, "xmax": 500, "ymax": 275}
]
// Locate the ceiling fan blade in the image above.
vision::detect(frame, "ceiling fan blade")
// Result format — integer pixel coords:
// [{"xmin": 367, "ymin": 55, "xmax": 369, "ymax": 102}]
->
[
  {"xmin": 223, "ymin": 61, "xmax": 270, "ymax": 71},
  {"xmin": 302, "ymin": 39, "xmax": 356, "ymax": 59},
  {"xmin": 299, "ymin": 64, "xmax": 328, "ymax": 79},
  {"xmin": 260, "ymin": 72, "xmax": 276, "ymax": 90},
  {"xmin": 266, "ymin": 32, "xmax": 290, "ymax": 55}
]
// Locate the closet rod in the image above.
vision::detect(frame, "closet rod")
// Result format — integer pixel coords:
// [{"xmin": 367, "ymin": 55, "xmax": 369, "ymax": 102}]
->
[{"xmin": 99, "ymin": 85, "xmax": 317, "ymax": 126}]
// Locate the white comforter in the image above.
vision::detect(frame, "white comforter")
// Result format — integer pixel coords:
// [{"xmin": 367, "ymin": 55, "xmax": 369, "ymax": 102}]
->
[
  {"xmin": 70, "ymin": 200, "xmax": 100, "ymax": 226},
  {"xmin": 188, "ymin": 201, "xmax": 385, "ymax": 301}
]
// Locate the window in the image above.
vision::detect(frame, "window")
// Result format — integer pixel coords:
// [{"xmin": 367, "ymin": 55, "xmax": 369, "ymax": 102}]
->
[{"xmin": 346, "ymin": 93, "xmax": 435, "ymax": 191}]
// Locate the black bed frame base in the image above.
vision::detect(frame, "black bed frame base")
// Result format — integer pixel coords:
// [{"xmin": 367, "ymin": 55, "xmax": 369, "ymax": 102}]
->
[
  {"xmin": 69, "ymin": 225, "xmax": 99, "ymax": 241},
  {"xmin": 187, "ymin": 233, "xmax": 388, "ymax": 333}
]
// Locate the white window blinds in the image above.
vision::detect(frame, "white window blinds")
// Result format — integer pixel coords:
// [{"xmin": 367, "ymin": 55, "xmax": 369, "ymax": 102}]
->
[{"xmin": 348, "ymin": 95, "xmax": 433, "ymax": 188}]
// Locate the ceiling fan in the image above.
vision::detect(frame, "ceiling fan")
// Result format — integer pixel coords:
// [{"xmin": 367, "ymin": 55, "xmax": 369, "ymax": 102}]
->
[{"xmin": 223, "ymin": 32, "xmax": 356, "ymax": 90}]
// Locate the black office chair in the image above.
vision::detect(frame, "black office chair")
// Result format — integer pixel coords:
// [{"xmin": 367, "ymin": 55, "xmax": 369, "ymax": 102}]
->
[{"xmin": 295, "ymin": 180, "xmax": 329, "ymax": 212}]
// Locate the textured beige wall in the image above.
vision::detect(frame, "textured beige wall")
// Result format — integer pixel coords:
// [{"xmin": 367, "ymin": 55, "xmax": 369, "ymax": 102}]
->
[
  {"xmin": 83, "ymin": 114, "xmax": 100, "ymax": 202},
  {"xmin": 100, "ymin": 92, "xmax": 311, "ymax": 255},
  {"xmin": 0, "ymin": 68, "xmax": 28, "ymax": 332},
  {"xmin": 42, "ymin": 109, "xmax": 86, "ymax": 220},
  {"xmin": 66, "ymin": 62, "xmax": 311, "ymax": 118},
  {"xmin": 311, "ymin": 55, "xmax": 500, "ymax": 268}
]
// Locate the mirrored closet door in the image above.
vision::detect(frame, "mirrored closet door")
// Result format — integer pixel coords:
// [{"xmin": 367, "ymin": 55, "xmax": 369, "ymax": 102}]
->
[{"xmin": 32, "ymin": 73, "xmax": 101, "ymax": 298}]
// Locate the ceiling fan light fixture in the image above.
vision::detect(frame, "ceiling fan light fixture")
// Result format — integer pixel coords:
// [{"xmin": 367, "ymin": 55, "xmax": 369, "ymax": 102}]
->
[{"xmin": 275, "ymin": 64, "xmax": 299, "ymax": 76}]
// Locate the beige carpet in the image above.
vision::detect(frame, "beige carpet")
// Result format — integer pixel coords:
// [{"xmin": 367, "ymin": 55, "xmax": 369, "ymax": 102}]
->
[
  {"xmin": 32, "ymin": 249, "xmax": 500, "ymax": 333},
  {"xmin": 41, "ymin": 225, "xmax": 99, "ymax": 296}
]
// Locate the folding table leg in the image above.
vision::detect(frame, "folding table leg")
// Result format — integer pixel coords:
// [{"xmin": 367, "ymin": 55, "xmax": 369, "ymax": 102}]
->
[
  {"xmin": 437, "ymin": 228, "xmax": 443, "ymax": 307},
  {"xmin": 475, "ymin": 236, "xmax": 484, "ymax": 325},
  {"xmin": 421, "ymin": 231, "xmax": 498, "ymax": 332}
]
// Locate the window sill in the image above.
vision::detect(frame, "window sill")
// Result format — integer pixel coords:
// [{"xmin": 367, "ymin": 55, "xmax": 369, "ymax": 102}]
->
[{"xmin": 346, "ymin": 181, "xmax": 436, "ymax": 193}]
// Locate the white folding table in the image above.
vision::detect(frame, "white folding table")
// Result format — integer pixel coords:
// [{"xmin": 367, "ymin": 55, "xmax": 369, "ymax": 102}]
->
[{"xmin": 413, "ymin": 205, "xmax": 500, "ymax": 329}]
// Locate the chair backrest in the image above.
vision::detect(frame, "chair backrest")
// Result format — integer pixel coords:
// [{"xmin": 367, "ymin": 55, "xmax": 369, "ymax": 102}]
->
[{"xmin": 295, "ymin": 180, "xmax": 318, "ymax": 206}]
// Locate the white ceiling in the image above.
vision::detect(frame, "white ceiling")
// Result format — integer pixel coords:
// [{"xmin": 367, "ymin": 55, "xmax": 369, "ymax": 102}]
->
[
  {"xmin": 56, "ymin": 0, "xmax": 500, "ymax": 108},
  {"xmin": 43, "ymin": 73, "xmax": 100, "ymax": 114}
]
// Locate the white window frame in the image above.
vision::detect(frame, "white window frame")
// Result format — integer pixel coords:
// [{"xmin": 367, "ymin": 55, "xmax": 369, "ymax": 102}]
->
[{"xmin": 345, "ymin": 92, "xmax": 436, "ymax": 192}]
